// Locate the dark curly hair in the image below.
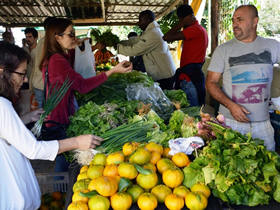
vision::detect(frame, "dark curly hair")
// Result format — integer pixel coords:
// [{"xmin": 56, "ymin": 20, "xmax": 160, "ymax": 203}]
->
[{"xmin": 0, "ymin": 41, "xmax": 30, "ymax": 102}]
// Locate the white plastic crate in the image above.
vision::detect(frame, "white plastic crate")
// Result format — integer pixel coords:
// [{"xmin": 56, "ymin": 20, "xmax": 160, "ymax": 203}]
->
[{"xmin": 36, "ymin": 172, "xmax": 69, "ymax": 195}]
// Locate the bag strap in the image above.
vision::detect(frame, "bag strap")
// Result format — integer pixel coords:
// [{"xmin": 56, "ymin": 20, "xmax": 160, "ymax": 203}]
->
[{"xmin": 43, "ymin": 65, "xmax": 49, "ymax": 106}]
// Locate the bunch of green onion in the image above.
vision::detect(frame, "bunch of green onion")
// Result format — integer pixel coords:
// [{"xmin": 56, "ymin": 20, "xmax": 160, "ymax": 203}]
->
[
  {"xmin": 31, "ymin": 78, "xmax": 72, "ymax": 137},
  {"xmin": 97, "ymin": 120, "xmax": 154, "ymax": 154}
]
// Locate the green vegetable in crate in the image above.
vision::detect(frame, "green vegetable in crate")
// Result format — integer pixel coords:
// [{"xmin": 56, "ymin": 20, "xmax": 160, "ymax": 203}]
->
[{"xmin": 183, "ymin": 122, "xmax": 280, "ymax": 206}]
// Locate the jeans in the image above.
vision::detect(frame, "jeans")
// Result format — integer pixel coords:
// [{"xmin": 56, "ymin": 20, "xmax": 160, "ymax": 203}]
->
[
  {"xmin": 54, "ymin": 154, "xmax": 69, "ymax": 172},
  {"xmin": 175, "ymin": 63, "xmax": 206, "ymax": 105},
  {"xmin": 33, "ymin": 88, "xmax": 44, "ymax": 108},
  {"xmin": 180, "ymin": 80, "xmax": 199, "ymax": 106}
]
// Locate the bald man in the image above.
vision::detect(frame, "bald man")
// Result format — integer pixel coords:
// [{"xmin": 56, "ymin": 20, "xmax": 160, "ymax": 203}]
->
[{"xmin": 206, "ymin": 5, "xmax": 280, "ymax": 151}]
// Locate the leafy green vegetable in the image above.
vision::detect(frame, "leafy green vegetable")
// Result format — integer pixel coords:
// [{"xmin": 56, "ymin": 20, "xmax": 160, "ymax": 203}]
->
[
  {"xmin": 183, "ymin": 122, "xmax": 280, "ymax": 206},
  {"xmin": 75, "ymin": 71, "xmax": 154, "ymax": 106},
  {"xmin": 67, "ymin": 100, "xmax": 139, "ymax": 137},
  {"xmin": 164, "ymin": 89, "xmax": 189, "ymax": 108}
]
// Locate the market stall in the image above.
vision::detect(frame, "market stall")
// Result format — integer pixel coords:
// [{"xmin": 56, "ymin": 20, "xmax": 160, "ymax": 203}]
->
[{"xmin": 37, "ymin": 70, "xmax": 280, "ymax": 210}]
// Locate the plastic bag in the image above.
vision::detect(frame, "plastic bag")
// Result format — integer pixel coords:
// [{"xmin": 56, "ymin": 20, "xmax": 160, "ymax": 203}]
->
[
  {"xmin": 126, "ymin": 82, "xmax": 174, "ymax": 120},
  {"xmin": 271, "ymin": 96, "xmax": 280, "ymax": 111},
  {"xmin": 74, "ymin": 39, "xmax": 96, "ymax": 78},
  {"xmin": 168, "ymin": 137, "xmax": 204, "ymax": 155}
]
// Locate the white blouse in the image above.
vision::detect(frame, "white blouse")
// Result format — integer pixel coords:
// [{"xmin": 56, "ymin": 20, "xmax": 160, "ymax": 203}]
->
[{"xmin": 0, "ymin": 97, "xmax": 59, "ymax": 210}]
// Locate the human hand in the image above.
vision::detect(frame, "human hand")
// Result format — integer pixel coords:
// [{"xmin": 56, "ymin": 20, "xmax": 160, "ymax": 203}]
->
[
  {"xmin": 106, "ymin": 61, "xmax": 132, "ymax": 76},
  {"xmin": 21, "ymin": 108, "xmax": 44, "ymax": 124},
  {"xmin": 76, "ymin": 134, "xmax": 103, "ymax": 150},
  {"xmin": 228, "ymin": 103, "xmax": 250, "ymax": 122}
]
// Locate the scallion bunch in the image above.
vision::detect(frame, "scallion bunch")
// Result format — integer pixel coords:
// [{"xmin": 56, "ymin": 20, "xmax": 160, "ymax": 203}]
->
[
  {"xmin": 97, "ymin": 120, "xmax": 154, "ymax": 154},
  {"xmin": 31, "ymin": 78, "xmax": 72, "ymax": 137}
]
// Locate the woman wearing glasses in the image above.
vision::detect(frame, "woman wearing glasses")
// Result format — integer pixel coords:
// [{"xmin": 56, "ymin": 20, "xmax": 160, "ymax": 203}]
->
[
  {"xmin": 39, "ymin": 18, "xmax": 132, "ymax": 172},
  {"xmin": 0, "ymin": 41, "xmax": 103, "ymax": 209}
]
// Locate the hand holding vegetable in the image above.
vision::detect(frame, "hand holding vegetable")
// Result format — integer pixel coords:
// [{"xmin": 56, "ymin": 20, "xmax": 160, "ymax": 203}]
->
[
  {"xmin": 105, "ymin": 61, "xmax": 132, "ymax": 77},
  {"xmin": 21, "ymin": 108, "xmax": 44, "ymax": 125},
  {"xmin": 58, "ymin": 134, "xmax": 103, "ymax": 154}
]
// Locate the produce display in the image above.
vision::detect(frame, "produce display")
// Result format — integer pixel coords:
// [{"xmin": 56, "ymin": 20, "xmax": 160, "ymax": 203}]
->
[
  {"xmin": 74, "ymin": 71, "xmax": 154, "ymax": 106},
  {"xmin": 63, "ymin": 71, "xmax": 280, "ymax": 209},
  {"xmin": 68, "ymin": 142, "xmax": 211, "ymax": 210},
  {"xmin": 184, "ymin": 119, "xmax": 280, "ymax": 207}
]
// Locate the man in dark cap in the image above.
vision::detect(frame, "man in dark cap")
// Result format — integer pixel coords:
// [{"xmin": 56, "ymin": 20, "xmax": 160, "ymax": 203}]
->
[{"xmin": 163, "ymin": 4, "xmax": 208, "ymax": 106}]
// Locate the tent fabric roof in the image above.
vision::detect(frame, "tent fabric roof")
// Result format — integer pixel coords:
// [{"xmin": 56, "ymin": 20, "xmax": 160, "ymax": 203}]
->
[{"xmin": 0, "ymin": 0, "xmax": 183, "ymax": 27}]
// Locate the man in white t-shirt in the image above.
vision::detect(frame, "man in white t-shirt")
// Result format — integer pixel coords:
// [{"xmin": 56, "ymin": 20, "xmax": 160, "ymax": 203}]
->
[{"xmin": 206, "ymin": 5, "xmax": 280, "ymax": 151}]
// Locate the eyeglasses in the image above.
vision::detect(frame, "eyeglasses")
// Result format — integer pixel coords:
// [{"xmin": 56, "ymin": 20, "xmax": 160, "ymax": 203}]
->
[
  {"xmin": 13, "ymin": 71, "xmax": 27, "ymax": 80},
  {"xmin": 58, "ymin": 31, "xmax": 75, "ymax": 38}
]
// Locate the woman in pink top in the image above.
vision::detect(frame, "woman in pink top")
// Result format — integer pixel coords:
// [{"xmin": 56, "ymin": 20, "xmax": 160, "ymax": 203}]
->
[{"xmin": 40, "ymin": 18, "xmax": 132, "ymax": 126}]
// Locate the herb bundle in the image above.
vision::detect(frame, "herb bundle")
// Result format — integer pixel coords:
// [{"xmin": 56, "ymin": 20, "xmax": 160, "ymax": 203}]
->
[{"xmin": 31, "ymin": 78, "xmax": 72, "ymax": 137}]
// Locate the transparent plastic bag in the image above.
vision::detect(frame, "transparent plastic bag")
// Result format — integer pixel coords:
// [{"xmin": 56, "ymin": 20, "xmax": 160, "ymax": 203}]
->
[
  {"xmin": 74, "ymin": 39, "xmax": 96, "ymax": 78},
  {"xmin": 126, "ymin": 83, "xmax": 174, "ymax": 120}
]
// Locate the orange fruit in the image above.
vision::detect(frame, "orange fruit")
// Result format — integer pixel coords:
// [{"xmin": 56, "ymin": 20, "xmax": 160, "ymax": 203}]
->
[
  {"xmin": 143, "ymin": 163, "xmax": 157, "ymax": 173},
  {"xmin": 72, "ymin": 190, "xmax": 89, "ymax": 203},
  {"xmin": 93, "ymin": 176, "xmax": 118, "ymax": 197},
  {"xmin": 77, "ymin": 172, "xmax": 88, "ymax": 181},
  {"xmin": 87, "ymin": 165, "xmax": 104, "ymax": 179},
  {"xmin": 68, "ymin": 201, "xmax": 88, "ymax": 210},
  {"xmin": 190, "ymin": 183, "xmax": 211, "ymax": 198},
  {"xmin": 127, "ymin": 184, "xmax": 144, "ymax": 203},
  {"xmin": 150, "ymin": 152, "xmax": 161, "ymax": 165},
  {"xmin": 137, "ymin": 192, "xmax": 158, "ymax": 210},
  {"xmin": 172, "ymin": 152, "xmax": 190, "ymax": 168},
  {"xmin": 80, "ymin": 165, "xmax": 89, "ymax": 173},
  {"xmin": 73, "ymin": 178, "xmax": 91, "ymax": 192},
  {"xmin": 122, "ymin": 142, "xmax": 139, "ymax": 156},
  {"xmin": 106, "ymin": 151, "xmax": 124, "ymax": 165},
  {"xmin": 110, "ymin": 192, "xmax": 132, "ymax": 210},
  {"xmin": 103, "ymin": 164, "xmax": 119, "ymax": 177},
  {"xmin": 145, "ymin": 142, "xmax": 163, "ymax": 155},
  {"xmin": 88, "ymin": 195, "xmax": 110, "ymax": 210},
  {"xmin": 88, "ymin": 179, "xmax": 96, "ymax": 191},
  {"xmin": 173, "ymin": 186, "xmax": 190, "ymax": 199},
  {"xmin": 163, "ymin": 147, "xmax": 172, "ymax": 158},
  {"xmin": 151, "ymin": 184, "xmax": 172, "ymax": 203},
  {"xmin": 157, "ymin": 158, "xmax": 176, "ymax": 174},
  {"xmin": 52, "ymin": 191, "xmax": 62, "ymax": 200},
  {"xmin": 118, "ymin": 162, "xmax": 138, "ymax": 179},
  {"xmin": 137, "ymin": 173, "xmax": 158, "ymax": 190},
  {"xmin": 185, "ymin": 192, "xmax": 208, "ymax": 210},
  {"xmin": 91, "ymin": 153, "xmax": 106, "ymax": 166},
  {"xmin": 162, "ymin": 168, "xmax": 184, "ymax": 188},
  {"xmin": 129, "ymin": 147, "xmax": 151, "ymax": 165},
  {"xmin": 165, "ymin": 193, "xmax": 185, "ymax": 210}
]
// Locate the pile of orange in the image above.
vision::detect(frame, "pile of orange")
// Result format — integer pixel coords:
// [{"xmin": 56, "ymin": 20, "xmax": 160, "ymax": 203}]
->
[{"xmin": 68, "ymin": 142, "xmax": 210, "ymax": 210}]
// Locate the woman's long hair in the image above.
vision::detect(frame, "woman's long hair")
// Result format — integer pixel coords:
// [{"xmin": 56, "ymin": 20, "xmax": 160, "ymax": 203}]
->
[
  {"xmin": 39, "ymin": 18, "xmax": 73, "ymax": 70},
  {"xmin": 0, "ymin": 41, "xmax": 30, "ymax": 103}
]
